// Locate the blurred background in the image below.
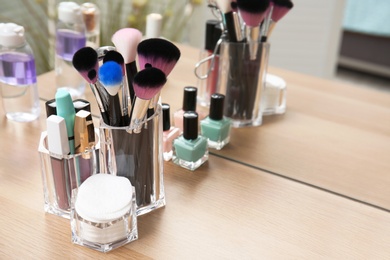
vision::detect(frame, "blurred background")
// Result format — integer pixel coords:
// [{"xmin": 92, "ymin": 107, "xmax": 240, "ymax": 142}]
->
[{"xmin": 0, "ymin": 0, "xmax": 389, "ymax": 90}]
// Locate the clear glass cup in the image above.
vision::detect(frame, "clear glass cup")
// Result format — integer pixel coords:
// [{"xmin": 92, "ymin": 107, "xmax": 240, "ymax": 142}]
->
[
  {"xmin": 217, "ymin": 41, "xmax": 270, "ymax": 127},
  {"xmin": 99, "ymin": 104, "xmax": 165, "ymax": 216}
]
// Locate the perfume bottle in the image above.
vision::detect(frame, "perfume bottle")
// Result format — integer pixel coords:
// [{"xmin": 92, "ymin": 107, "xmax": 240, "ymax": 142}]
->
[
  {"xmin": 173, "ymin": 86, "xmax": 206, "ymax": 132},
  {"xmin": 173, "ymin": 111, "xmax": 208, "ymax": 171},
  {"xmin": 200, "ymin": 93, "xmax": 231, "ymax": 150},
  {"xmin": 0, "ymin": 23, "xmax": 40, "ymax": 122},
  {"xmin": 162, "ymin": 103, "xmax": 181, "ymax": 161},
  {"xmin": 55, "ymin": 1, "xmax": 86, "ymax": 99}
]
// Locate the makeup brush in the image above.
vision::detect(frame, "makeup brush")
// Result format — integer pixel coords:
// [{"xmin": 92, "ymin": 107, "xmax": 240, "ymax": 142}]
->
[
  {"xmin": 267, "ymin": 0, "xmax": 294, "ymax": 37},
  {"xmin": 99, "ymin": 61, "xmax": 125, "ymax": 126},
  {"xmin": 137, "ymin": 38, "xmax": 181, "ymax": 109},
  {"xmin": 137, "ymin": 38, "xmax": 181, "ymax": 76},
  {"xmin": 111, "ymin": 28, "xmax": 143, "ymax": 103},
  {"xmin": 103, "ymin": 50, "xmax": 130, "ymax": 124},
  {"xmin": 72, "ymin": 46, "xmax": 110, "ymax": 124},
  {"xmin": 130, "ymin": 67, "xmax": 167, "ymax": 133},
  {"xmin": 236, "ymin": 0, "xmax": 270, "ymax": 59},
  {"xmin": 215, "ymin": 0, "xmax": 243, "ymax": 42}
]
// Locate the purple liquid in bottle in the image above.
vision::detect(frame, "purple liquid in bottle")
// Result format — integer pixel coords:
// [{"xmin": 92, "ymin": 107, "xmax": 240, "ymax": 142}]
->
[
  {"xmin": 56, "ymin": 29, "xmax": 86, "ymax": 61},
  {"xmin": 0, "ymin": 52, "xmax": 37, "ymax": 85}
]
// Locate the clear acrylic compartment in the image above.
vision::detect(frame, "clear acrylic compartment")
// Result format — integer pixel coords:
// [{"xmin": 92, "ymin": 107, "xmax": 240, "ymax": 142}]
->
[
  {"xmin": 99, "ymin": 104, "xmax": 166, "ymax": 216},
  {"xmin": 38, "ymin": 129, "xmax": 100, "ymax": 218}
]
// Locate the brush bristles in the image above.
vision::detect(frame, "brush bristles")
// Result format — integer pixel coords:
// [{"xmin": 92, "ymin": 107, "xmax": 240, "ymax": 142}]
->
[
  {"xmin": 99, "ymin": 61, "xmax": 123, "ymax": 96},
  {"xmin": 137, "ymin": 38, "xmax": 181, "ymax": 76},
  {"xmin": 237, "ymin": 0, "xmax": 270, "ymax": 26},
  {"xmin": 72, "ymin": 47, "xmax": 98, "ymax": 83},
  {"xmin": 272, "ymin": 0, "xmax": 293, "ymax": 8},
  {"xmin": 111, "ymin": 28, "xmax": 142, "ymax": 64},
  {"xmin": 103, "ymin": 50, "xmax": 125, "ymax": 75},
  {"xmin": 272, "ymin": 0, "xmax": 293, "ymax": 22},
  {"xmin": 133, "ymin": 67, "xmax": 167, "ymax": 100}
]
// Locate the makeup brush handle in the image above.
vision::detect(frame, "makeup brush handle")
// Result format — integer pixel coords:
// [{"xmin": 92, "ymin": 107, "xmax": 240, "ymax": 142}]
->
[
  {"xmin": 125, "ymin": 62, "xmax": 138, "ymax": 103},
  {"xmin": 90, "ymin": 83, "xmax": 110, "ymax": 125}
]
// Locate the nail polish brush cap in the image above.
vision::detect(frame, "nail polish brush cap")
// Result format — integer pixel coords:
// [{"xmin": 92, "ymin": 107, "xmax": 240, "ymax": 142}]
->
[
  {"xmin": 183, "ymin": 111, "xmax": 198, "ymax": 140},
  {"xmin": 162, "ymin": 103, "xmax": 171, "ymax": 131},
  {"xmin": 209, "ymin": 93, "xmax": 225, "ymax": 120},
  {"xmin": 205, "ymin": 20, "xmax": 219, "ymax": 51},
  {"xmin": 182, "ymin": 86, "xmax": 197, "ymax": 111}
]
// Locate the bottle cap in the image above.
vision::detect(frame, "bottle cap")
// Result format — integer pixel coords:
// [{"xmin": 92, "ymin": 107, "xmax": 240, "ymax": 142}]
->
[
  {"xmin": 162, "ymin": 103, "xmax": 171, "ymax": 131},
  {"xmin": 145, "ymin": 13, "xmax": 162, "ymax": 39},
  {"xmin": 183, "ymin": 111, "xmax": 198, "ymax": 140},
  {"xmin": 204, "ymin": 20, "xmax": 220, "ymax": 51},
  {"xmin": 182, "ymin": 86, "xmax": 197, "ymax": 111},
  {"xmin": 0, "ymin": 23, "xmax": 25, "ymax": 47},
  {"xmin": 209, "ymin": 93, "xmax": 225, "ymax": 120},
  {"xmin": 81, "ymin": 2, "xmax": 100, "ymax": 32},
  {"xmin": 58, "ymin": 2, "xmax": 83, "ymax": 24}
]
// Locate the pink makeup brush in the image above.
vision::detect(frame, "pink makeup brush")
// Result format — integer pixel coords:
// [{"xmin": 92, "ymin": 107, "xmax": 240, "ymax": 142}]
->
[
  {"xmin": 111, "ymin": 28, "xmax": 143, "ymax": 103},
  {"xmin": 130, "ymin": 66, "xmax": 167, "ymax": 133},
  {"xmin": 136, "ymin": 38, "xmax": 181, "ymax": 76},
  {"xmin": 268, "ymin": 0, "xmax": 294, "ymax": 37},
  {"xmin": 236, "ymin": 0, "xmax": 270, "ymax": 59},
  {"xmin": 72, "ymin": 47, "xmax": 109, "ymax": 124}
]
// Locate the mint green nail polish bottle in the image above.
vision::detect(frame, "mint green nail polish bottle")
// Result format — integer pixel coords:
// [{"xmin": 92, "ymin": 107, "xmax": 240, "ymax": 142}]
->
[
  {"xmin": 173, "ymin": 111, "xmax": 208, "ymax": 171},
  {"xmin": 200, "ymin": 93, "xmax": 231, "ymax": 150}
]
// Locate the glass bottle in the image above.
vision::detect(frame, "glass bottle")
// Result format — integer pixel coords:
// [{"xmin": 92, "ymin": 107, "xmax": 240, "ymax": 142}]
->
[
  {"xmin": 55, "ymin": 1, "xmax": 87, "ymax": 99},
  {"xmin": 173, "ymin": 111, "xmax": 208, "ymax": 171},
  {"xmin": 0, "ymin": 23, "xmax": 40, "ymax": 122},
  {"xmin": 162, "ymin": 103, "xmax": 181, "ymax": 161},
  {"xmin": 201, "ymin": 93, "xmax": 231, "ymax": 150}
]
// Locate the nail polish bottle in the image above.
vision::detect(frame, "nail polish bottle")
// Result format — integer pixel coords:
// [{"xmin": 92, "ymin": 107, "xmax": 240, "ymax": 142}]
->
[
  {"xmin": 173, "ymin": 111, "xmax": 208, "ymax": 171},
  {"xmin": 162, "ymin": 103, "xmax": 181, "ymax": 161},
  {"xmin": 200, "ymin": 93, "xmax": 231, "ymax": 150},
  {"xmin": 173, "ymin": 86, "xmax": 206, "ymax": 132}
]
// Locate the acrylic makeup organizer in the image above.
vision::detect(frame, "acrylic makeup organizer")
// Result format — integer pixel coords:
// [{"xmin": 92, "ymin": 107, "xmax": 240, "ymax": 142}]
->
[
  {"xmin": 38, "ymin": 129, "xmax": 100, "ymax": 218},
  {"xmin": 99, "ymin": 104, "xmax": 166, "ymax": 216}
]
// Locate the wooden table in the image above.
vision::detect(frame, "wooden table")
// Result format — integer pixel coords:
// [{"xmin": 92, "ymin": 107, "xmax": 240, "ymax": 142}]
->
[{"xmin": 1, "ymin": 44, "xmax": 389, "ymax": 259}]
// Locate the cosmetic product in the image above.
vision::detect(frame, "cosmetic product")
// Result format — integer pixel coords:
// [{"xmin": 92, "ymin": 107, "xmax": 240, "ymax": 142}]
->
[
  {"xmin": 0, "ymin": 23, "xmax": 40, "ymax": 122},
  {"xmin": 74, "ymin": 110, "xmax": 96, "ymax": 183},
  {"xmin": 236, "ymin": 0, "xmax": 270, "ymax": 59},
  {"xmin": 262, "ymin": 73, "xmax": 287, "ymax": 115},
  {"xmin": 55, "ymin": 89, "xmax": 76, "ymax": 154},
  {"xmin": 55, "ymin": 1, "xmax": 86, "ymax": 99},
  {"xmin": 81, "ymin": 2, "xmax": 100, "ymax": 49},
  {"xmin": 71, "ymin": 174, "xmax": 138, "ymax": 252},
  {"xmin": 196, "ymin": 20, "xmax": 222, "ymax": 107},
  {"xmin": 173, "ymin": 86, "xmax": 206, "ymax": 132},
  {"xmin": 137, "ymin": 38, "xmax": 181, "ymax": 109},
  {"xmin": 72, "ymin": 46, "xmax": 110, "ymax": 125},
  {"xmin": 215, "ymin": 0, "xmax": 243, "ymax": 42},
  {"xmin": 201, "ymin": 93, "xmax": 231, "ymax": 150},
  {"xmin": 145, "ymin": 13, "xmax": 163, "ymax": 38},
  {"xmin": 266, "ymin": 0, "xmax": 294, "ymax": 38},
  {"xmin": 99, "ymin": 61, "xmax": 125, "ymax": 126},
  {"xmin": 111, "ymin": 28, "xmax": 142, "ymax": 103},
  {"xmin": 46, "ymin": 115, "xmax": 71, "ymax": 212},
  {"xmin": 45, "ymin": 98, "xmax": 90, "ymax": 118},
  {"xmin": 130, "ymin": 66, "xmax": 166, "ymax": 133},
  {"xmin": 162, "ymin": 103, "xmax": 181, "ymax": 161},
  {"xmin": 173, "ymin": 111, "xmax": 209, "ymax": 171}
]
